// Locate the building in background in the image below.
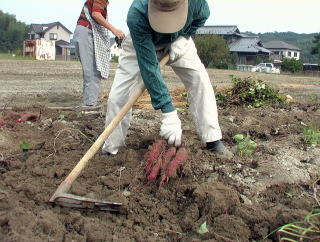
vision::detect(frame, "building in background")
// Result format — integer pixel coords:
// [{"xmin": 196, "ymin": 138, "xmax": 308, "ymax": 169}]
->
[
  {"xmin": 109, "ymin": 38, "xmax": 122, "ymax": 60},
  {"xmin": 263, "ymin": 40, "xmax": 301, "ymax": 61},
  {"xmin": 23, "ymin": 22, "xmax": 74, "ymax": 60},
  {"xmin": 196, "ymin": 25, "xmax": 271, "ymax": 65},
  {"xmin": 23, "ymin": 39, "xmax": 55, "ymax": 60}
]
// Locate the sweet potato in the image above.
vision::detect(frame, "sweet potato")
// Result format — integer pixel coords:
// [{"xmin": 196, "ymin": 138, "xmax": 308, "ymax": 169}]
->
[
  {"xmin": 3, "ymin": 112, "xmax": 20, "ymax": 121},
  {"xmin": 147, "ymin": 156, "xmax": 163, "ymax": 183},
  {"xmin": 160, "ymin": 147, "xmax": 176, "ymax": 183},
  {"xmin": 17, "ymin": 112, "xmax": 38, "ymax": 122},
  {"xmin": 163, "ymin": 147, "xmax": 188, "ymax": 182},
  {"xmin": 0, "ymin": 119, "xmax": 5, "ymax": 128},
  {"xmin": 144, "ymin": 140, "xmax": 167, "ymax": 176}
]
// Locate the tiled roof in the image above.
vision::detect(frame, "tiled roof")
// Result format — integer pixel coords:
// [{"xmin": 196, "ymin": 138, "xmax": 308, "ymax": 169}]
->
[
  {"xmin": 229, "ymin": 37, "xmax": 271, "ymax": 54},
  {"xmin": 196, "ymin": 25, "xmax": 240, "ymax": 35},
  {"xmin": 55, "ymin": 40, "xmax": 71, "ymax": 46},
  {"xmin": 29, "ymin": 22, "xmax": 72, "ymax": 35},
  {"xmin": 55, "ymin": 40, "xmax": 74, "ymax": 49},
  {"xmin": 263, "ymin": 40, "xmax": 301, "ymax": 51}
]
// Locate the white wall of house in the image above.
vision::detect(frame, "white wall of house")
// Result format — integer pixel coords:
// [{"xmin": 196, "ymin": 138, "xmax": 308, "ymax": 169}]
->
[
  {"xmin": 283, "ymin": 50, "xmax": 300, "ymax": 60},
  {"xmin": 43, "ymin": 26, "xmax": 71, "ymax": 42},
  {"xmin": 35, "ymin": 39, "xmax": 55, "ymax": 60},
  {"xmin": 110, "ymin": 43, "xmax": 122, "ymax": 59},
  {"xmin": 270, "ymin": 49, "xmax": 300, "ymax": 60}
]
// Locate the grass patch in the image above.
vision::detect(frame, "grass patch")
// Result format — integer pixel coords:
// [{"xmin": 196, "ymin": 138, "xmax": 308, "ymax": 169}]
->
[
  {"xmin": 303, "ymin": 125, "xmax": 320, "ymax": 147},
  {"xmin": 0, "ymin": 53, "xmax": 35, "ymax": 60}
]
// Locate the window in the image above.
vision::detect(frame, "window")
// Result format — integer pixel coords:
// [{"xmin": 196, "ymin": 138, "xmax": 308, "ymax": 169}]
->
[
  {"xmin": 288, "ymin": 51, "xmax": 291, "ymax": 57},
  {"xmin": 30, "ymin": 34, "xmax": 35, "ymax": 40},
  {"xmin": 49, "ymin": 33, "xmax": 57, "ymax": 40},
  {"xmin": 294, "ymin": 52, "xmax": 298, "ymax": 57},
  {"xmin": 274, "ymin": 51, "xmax": 279, "ymax": 55}
]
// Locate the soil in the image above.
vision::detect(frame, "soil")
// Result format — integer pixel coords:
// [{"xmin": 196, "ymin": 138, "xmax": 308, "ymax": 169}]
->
[{"xmin": 1, "ymin": 59, "xmax": 320, "ymax": 241}]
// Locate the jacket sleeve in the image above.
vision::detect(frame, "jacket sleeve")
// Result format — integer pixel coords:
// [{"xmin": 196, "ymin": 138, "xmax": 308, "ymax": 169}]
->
[
  {"xmin": 127, "ymin": 15, "xmax": 175, "ymax": 113},
  {"xmin": 186, "ymin": 0, "xmax": 210, "ymax": 37}
]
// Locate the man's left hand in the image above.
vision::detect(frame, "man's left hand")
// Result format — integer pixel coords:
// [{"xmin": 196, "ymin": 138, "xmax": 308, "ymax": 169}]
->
[{"xmin": 160, "ymin": 110, "xmax": 182, "ymax": 146}]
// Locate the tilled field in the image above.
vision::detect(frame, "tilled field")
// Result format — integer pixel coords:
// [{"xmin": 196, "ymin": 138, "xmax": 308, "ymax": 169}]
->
[{"xmin": 1, "ymin": 59, "xmax": 320, "ymax": 241}]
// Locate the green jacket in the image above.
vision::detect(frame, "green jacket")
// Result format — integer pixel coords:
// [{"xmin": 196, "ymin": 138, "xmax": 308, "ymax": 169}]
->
[{"xmin": 127, "ymin": 0, "xmax": 210, "ymax": 113}]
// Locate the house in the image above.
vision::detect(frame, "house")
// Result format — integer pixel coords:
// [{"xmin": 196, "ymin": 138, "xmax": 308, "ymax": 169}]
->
[
  {"xmin": 109, "ymin": 38, "xmax": 122, "ymax": 60},
  {"xmin": 196, "ymin": 25, "xmax": 271, "ymax": 65},
  {"xmin": 229, "ymin": 36, "xmax": 271, "ymax": 65},
  {"xmin": 23, "ymin": 22, "xmax": 74, "ymax": 60},
  {"xmin": 263, "ymin": 40, "xmax": 301, "ymax": 60}
]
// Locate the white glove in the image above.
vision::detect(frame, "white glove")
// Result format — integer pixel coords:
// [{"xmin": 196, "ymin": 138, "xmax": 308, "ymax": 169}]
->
[
  {"xmin": 169, "ymin": 36, "xmax": 189, "ymax": 62},
  {"xmin": 160, "ymin": 110, "xmax": 182, "ymax": 146}
]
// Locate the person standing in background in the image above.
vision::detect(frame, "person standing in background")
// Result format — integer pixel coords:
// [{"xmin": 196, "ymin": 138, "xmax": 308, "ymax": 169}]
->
[{"xmin": 73, "ymin": 0, "xmax": 125, "ymax": 110}]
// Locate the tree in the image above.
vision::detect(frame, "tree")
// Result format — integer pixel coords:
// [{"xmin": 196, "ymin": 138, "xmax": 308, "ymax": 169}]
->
[
  {"xmin": 311, "ymin": 33, "xmax": 320, "ymax": 63},
  {"xmin": 194, "ymin": 35, "xmax": 232, "ymax": 68},
  {"xmin": 281, "ymin": 58, "xmax": 303, "ymax": 73},
  {"xmin": 0, "ymin": 10, "xmax": 28, "ymax": 53}
]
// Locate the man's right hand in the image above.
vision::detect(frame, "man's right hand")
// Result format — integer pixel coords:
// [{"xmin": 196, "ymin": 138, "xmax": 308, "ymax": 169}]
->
[
  {"xmin": 160, "ymin": 110, "xmax": 182, "ymax": 146},
  {"xmin": 112, "ymin": 28, "xmax": 125, "ymax": 40}
]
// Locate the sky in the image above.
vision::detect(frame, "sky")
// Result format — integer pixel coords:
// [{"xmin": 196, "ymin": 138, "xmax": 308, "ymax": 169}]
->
[{"xmin": 1, "ymin": 0, "xmax": 320, "ymax": 37}]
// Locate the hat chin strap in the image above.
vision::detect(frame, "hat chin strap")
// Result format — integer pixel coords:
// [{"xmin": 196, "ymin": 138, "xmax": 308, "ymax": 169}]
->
[{"xmin": 151, "ymin": 0, "xmax": 185, "ymax": 12}]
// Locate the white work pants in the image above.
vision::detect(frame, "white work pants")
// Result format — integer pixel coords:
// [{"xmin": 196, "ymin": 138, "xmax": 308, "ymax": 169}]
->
[{"xmin": 102, "ymin": 35, "xmax": 222, "ymax": 154}]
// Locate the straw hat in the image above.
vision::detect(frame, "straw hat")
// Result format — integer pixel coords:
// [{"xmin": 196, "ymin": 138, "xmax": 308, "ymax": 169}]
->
[{"xmin": 148, "ymin": 0, "xmax": 188, "ymax": 33}]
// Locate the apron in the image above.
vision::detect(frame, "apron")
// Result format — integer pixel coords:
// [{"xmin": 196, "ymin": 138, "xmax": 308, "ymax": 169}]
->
[{"xmin": 84, "ymin": 5, "xmax": 110, "ymax": 79}]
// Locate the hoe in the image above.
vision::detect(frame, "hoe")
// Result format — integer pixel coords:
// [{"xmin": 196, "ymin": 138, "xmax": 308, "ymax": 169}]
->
[{"xmin": 49, "ymin": 54, "xmax": 169, "ymax": 212}]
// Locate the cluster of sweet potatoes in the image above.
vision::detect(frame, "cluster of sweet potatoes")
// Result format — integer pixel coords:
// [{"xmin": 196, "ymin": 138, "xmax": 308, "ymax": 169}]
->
[
  {"xmin": 0, "ymin": 112, "xmax": 38, "ymax": 128},
  {"xmin": 144, "ymin": 140, "xmax": 188, "ymax": 184}
]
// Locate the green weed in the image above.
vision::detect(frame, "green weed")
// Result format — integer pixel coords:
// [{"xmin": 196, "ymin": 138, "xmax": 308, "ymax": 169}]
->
[
  {"xmin": 20, "ymin": 141, "xmax": 30, "ymax": 151},
  {"xmin": 260, "ymin": 210, "xmax": 320, "ymax": 241},
  {"xmin": 303, "ymin": 125, "xmax": 320, "ymax": 146},
  {"xmin": 197, "ymin": 221, "xmax": 209, "ymax": 234},
  {"xmin": 233, "ymin": 134, "xmax": 257, "ymax": 156}
]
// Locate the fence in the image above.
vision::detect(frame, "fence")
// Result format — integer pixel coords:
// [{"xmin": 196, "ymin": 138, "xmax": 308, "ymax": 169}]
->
[
  {"xmin": 237, "ymin": 65, "xmax": 255, "ymax": 72},
  {"xmin": 302, "ymin": 71, "xmax": 320, "ymax": 78},
  {"xmin": 55, "ymin": 55, "xmax": 79, "ymax": 61}
]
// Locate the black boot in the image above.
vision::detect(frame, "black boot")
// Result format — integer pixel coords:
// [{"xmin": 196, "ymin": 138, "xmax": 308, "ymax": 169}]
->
[{"xmin": 207, "ymin": 140, "xmax": 233, "ymax": 160}]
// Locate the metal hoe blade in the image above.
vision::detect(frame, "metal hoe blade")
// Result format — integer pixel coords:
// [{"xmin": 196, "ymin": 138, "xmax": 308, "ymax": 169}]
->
[{"xmin": 52, "ymin": 193, "xmax": 122, "ymax": 212}]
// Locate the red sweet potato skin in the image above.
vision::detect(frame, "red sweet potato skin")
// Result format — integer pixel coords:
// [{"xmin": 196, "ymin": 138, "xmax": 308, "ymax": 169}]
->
[
  {"xmin": 0, "ymin": 119, "xmax": 5, "ymax": 128},
  {"xmin": 0, "ymin": 112, "xmax": 38, "ymax": 128},
  {"xmin": 164, "ymin": 147, "xmax": 188, "ymax": 179},
  {"xmin": 144, "ymin": 141, "xmax": 188, "ymax": 184},
  {"xmin": 144, "ymin": 140, "xmax": 167, "ymax": 176},
  {"xmin": 147, "ymin": 156, "xmax": 163, "ymax": 183},
  {"xmin": 18, "ymin": 112, "xmax": 38, "ymax": 122},
  {"xmin": 160, "ymin": 147, "xmax": 177, "ymax": 183}
]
